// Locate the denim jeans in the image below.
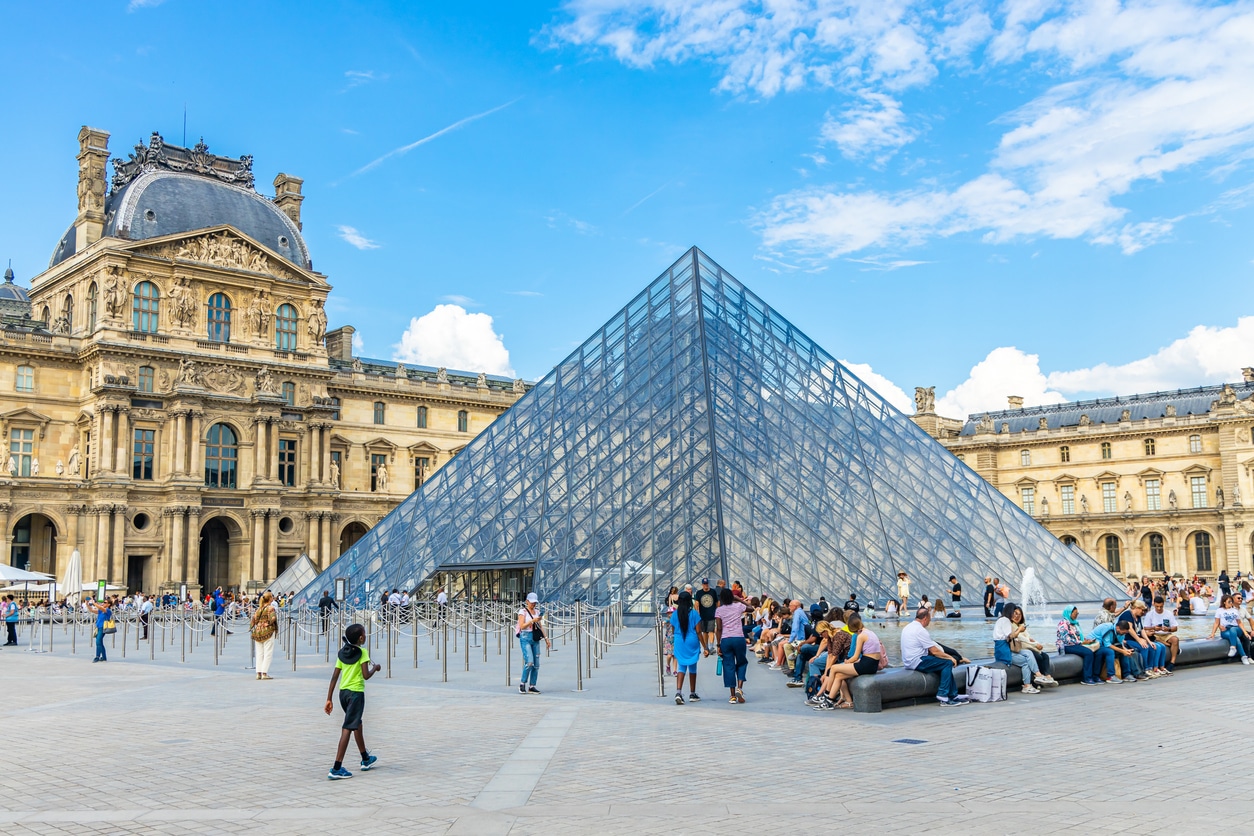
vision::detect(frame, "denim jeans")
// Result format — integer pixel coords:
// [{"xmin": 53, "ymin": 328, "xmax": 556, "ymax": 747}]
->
[
  {"xmin": 1063, "ymin": 643, "xmax": 1097, "ymax": 680},
  {"xmin": 1009, "ymin": 650, "xmax": 1040, "ymax": 685},
  {"xmin": 95, "ymin": 631, "xmax": 107, "ymax": 661},
  {"xmin": 1148, "ymin": 642, "xmax": 1167, "ymax": 668},
  {"xmin": 912, "ymin": 655, "xmax": 957, "ymax": 700},
  {"xmin": 793, "ymin": 643, "xmax": 818, "ymax": 681},
  {"xmin": 519, "ymin": 634, "xmax": 540, "ymax": 686},
  {"xmin": 1093, "ymin": 646, "xmax": 1115, "ymax": 678},
  {"xmin": 1220, "ymin": 626, "xmax": 1248, "ymax": 658},
  {"xmin": 720, "ymin": 637, "xmax": 748, "ymax": 688}
]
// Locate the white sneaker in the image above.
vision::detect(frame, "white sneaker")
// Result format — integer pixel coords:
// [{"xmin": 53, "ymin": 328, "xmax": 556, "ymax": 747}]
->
[
  {"xmin": 1021, "ymin": 685, "xmax": 1041, "ymax": 694},
  {"xmin": 1229, "ymin": 646, "xmax": 1238, "ymax": 658},
  {"xmin": 1243, "ymin": 656, "xmax": 1251, "ymax": 665}
]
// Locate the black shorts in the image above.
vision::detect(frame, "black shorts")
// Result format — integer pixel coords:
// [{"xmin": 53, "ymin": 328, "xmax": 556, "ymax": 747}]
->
[
  {"xmin": 339, "ymin": 689, "xmax": 364, "ymax": 730},
  {"xmin": 853, "ymin": 656, "xmax": 879, "ymax": 676},
  {"xmin": 700, "ymin": 619, "xmax": 718, "ymax": 633}
]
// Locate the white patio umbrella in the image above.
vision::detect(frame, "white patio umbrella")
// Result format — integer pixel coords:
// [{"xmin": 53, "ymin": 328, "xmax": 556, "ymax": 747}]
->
[
  {"xmin": 60, "ymin": 549, "xmax": 83, "ymax": 605},
  {"xmin": 0, "ymin": 565, "xmax": 53, "ymax": 582}
]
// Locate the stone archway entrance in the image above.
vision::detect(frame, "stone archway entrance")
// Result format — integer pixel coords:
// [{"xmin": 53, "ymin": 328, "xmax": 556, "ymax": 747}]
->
[
  {"xmin": 12, "ymin": 514, "xmax": 57, "ymax": 575},
  {"xmin": 339, "ymin": 521, "xmax": 369, "ymax": 557},
  {"xmin": 198, "ymin": 518, "xmax": 232, "ymax": 593}
]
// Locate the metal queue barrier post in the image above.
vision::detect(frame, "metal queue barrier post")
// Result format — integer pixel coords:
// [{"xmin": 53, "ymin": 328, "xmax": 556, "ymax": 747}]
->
[
  {"xmin": 441, "ymin": 615, "xmax": 448, "ymax": 683},
  {"xmin": 573, "ymin": 600, "xmax": 584, "ymax": 692}
]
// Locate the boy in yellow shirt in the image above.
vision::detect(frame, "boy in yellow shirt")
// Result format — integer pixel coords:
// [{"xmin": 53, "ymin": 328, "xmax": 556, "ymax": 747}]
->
[{"xmin": 324, "ymin": 623, "xmax": 381, "ymax": 779}]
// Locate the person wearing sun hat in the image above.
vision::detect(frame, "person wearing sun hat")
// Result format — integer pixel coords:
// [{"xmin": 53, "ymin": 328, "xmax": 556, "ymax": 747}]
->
[
  {"xmin": 516, "ymin": 592, "xmax": 552, "ymax": 694},
  {"xmin": 896, "ymin": 571, "xmax": 911, "ymax": 610}
]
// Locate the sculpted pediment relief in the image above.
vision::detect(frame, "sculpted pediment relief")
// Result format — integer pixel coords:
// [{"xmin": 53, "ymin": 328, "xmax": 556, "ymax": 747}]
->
[{"xmin": 124, "ymin": 226, "xmax": 325, "ymax": 285}]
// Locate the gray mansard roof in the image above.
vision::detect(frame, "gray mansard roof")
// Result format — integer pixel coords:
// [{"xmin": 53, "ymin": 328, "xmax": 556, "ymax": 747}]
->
[
  {"xmin": 50, "ymin": 170, "xmax": 310, "ymax": 270},
  {"xmin": 960, "ymin": 380, "xmax": 1254, "ymax": 436}
]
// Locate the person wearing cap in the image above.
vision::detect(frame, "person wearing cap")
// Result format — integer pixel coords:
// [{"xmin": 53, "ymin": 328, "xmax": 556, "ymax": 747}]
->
[
  {"xmin": 896, "ymin": 572, "xmax": 911, "ymax": 610},
  {"xmin": 694, "ymin": 579, "xmax": 719, "ymax": 656},
  {"xmin": 948, "ymin": 575, "xmax": 962, "ymax": 617},
  {"xmin": 516, "ymin": 592, "xmax": 552, "ymax": 694}
]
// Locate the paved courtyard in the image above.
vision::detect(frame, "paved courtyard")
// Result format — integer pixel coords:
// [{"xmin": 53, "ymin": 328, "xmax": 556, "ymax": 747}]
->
[{"xmin": 1, "ymin": 619, "xmax": 1250, "ymax": 834}]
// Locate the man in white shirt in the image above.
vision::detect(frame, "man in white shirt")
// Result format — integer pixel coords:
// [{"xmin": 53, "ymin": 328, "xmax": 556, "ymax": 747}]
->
[
  {"xmin": 901, "ymin": 608, "xmax": 967, "ymax": 706},
  {"xmin": 399, "ymin": 591, "xmax": 410, "ymax": 608},
  {"xmin": 140, "ymin": 595, "xmax": 154, "ymax": 640},
  {"xmin": 436, "ymin": 588, "xmax": 448, "ymax": 607},
  {"xmin": 1143, "ymin": 595, "xmax": 1179, "ymax": 670}
]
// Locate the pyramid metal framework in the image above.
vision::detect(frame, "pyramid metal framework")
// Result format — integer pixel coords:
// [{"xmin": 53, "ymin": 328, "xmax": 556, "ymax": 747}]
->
[{"xmin": 297, "ymin": 249, "xmax": 1126, "ymax": 610}]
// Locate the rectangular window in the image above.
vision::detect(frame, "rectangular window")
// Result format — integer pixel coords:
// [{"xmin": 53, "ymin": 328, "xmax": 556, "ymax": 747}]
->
[
  {"xmin": 1101, "ymin": 442, "xmax": 1112, "ymax": 460},
  {"xmin": 9, "ymin": 428, "xmax": 33, "ymax": 477},
  {"xmin": 1059, "ymin": 446, "xmax": 1070, "ymax": 463},
  {"xmin": 1021, "ymin": 486, "xmax": 1035, "ymax": 515},
  {"xmin": 278, "ymin": 438, "xmax": 297, "ymax": 487},
  {"xmin": 457, "ymin": 410, "xmax": 468, "ymax": 433},
  {"xmin": 370, "ymin": 453, "xmax": 388, "ymax": 491},
  {"xmin": 137, "ymin": 366, "xmax": 154, "ymax": 393},
  {"xmin": 415, "ymin": 456, "xmax": 430, "ymax": 488},
  {"xmin": 1061, "ymin": 485, "xmax": 1075, "ymax": 515},
  {"xmin": 132, "ymin": 428, "xmax": 154, "ymax": 480},
  {"xmin": 15, "ymin": 365, "xmax": 34, "ymax": 393},
  {"xmin": 1189, "ymin": 435, "xmax": 1202, "ymax": 454},
  {"xmin": 328, "ymin": 397, "xmax": 340, "ymax": 421},
  {"xmin": 373, "ymin": 402, "xmax": 385, "ymax": 425},
  {"xmin": 416, "ymin": 406, "xmax": 427, "ymax": 429},
  {"xmin": 1145, "ymin": 479, "xmax": 1161, "ymax": 511},
  {"xmin": 1191, "ymin": 476, "xmax": 1208, "ymax": 508},
  {"xmin": 1102, "ymin": 481, "xmax": 1117, "ymax": 513}
]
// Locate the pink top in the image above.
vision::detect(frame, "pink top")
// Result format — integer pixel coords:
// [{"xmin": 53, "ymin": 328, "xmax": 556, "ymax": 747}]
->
[
  {"xmin": 714, "ymin": 602, "xmax": 747, "ymax": 640},
  {"xmin": 857, "ymin": 629, "xmax": 883, "ymax": 657}
]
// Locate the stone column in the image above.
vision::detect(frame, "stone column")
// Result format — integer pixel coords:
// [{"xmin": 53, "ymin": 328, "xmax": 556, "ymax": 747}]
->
[
  {"xmin": 268, "ymin": 422, "xmax": 279, "ymax": 481},
  {"xmin": 117, "ymin": 408, "xmax": 130, "ymax": 479},
  {"xmin": 94, "ymin": 507, "xmax": 110, "ymax": 582},
  {"xmin": 309, "ymin": 426, "xmax": 322, "ymax": 483},
  {"xmin": 305, "ymin": 512, "xmax": 320, "ymax": 567},
  {"xmin": 265, "ymin": 511, "xmax": 278, "ymax": 581},
  {"xmin": 186, "ymin": 508, "xmax": 201, "ymax": 586},
  {"xmin": 321, "ymin": 513, "xmax": 334, "ymax": 566},
  {"xmin": 99, "ymin": 407, "xmax": 114, "ymax": 473},
  {"xmin": 152, "ymin": 421, "xmax": 163, "ymax": 481},
  {"xmin": 110, "ymin": 505, "xmax": 126, "ymax": 584},
  {"xmin": 250, "ymin": 510, "xmax": 266, "ymax": 583},
  {"xmin": 170, "ymin": 508, "xmax": 185, "ymax": 584},
  {"xmin": 190, "ymin": 413, "xmax": 204, "ymax": 480},
  {"xmin": 171, "ymin": 411, "xmax": 185, "ymax": 474}
]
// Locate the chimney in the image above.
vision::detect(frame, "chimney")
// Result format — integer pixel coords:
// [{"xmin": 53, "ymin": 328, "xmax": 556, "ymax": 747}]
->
[
  {"xmin": 75, "ymin": 126, "xmax": 110, "ymax": 249},
  {"xmin": 1008, "ymin": 395, "xmax": 1024, "ymax": 410},
  {"xmin": 325, "ymin": 325, "xmax": 355, "ymax": 362},
  {"xmin": 273, "ymin": 173, "xmax": 304, "ymax": 230},
  {"xmin": 1243, "ymin": 367, "xmax": 1254, "ymax": 384}
]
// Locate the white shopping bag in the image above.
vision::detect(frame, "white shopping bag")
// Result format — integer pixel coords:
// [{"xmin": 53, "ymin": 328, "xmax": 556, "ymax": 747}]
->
[{"xmin": 964, "ymin": 665, "xmax": 1007, "ymax": 702}]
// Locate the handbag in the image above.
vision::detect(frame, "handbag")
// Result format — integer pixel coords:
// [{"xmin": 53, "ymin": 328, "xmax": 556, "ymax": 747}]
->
[
  {"xmin": 100, "ymin": 616, "xmax": 117, "ymax": 636},
  {"xmin": 964, "ymin": 665, "xmax": 1006, "ymax": 702}
]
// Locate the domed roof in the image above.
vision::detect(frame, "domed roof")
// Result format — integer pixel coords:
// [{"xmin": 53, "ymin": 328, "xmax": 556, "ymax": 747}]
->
[
  {"xmin": 0, "ymin": 267, "xmax": 30, "ymax": 302},
  {"xmin": 49, "ymin": 134, "xmax": 311, "ymax": 270}
]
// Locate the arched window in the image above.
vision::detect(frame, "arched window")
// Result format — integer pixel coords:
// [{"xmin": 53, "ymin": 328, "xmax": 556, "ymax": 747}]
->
[
  {"xmin": 63, "ymin": 294, "xmax": 74, "ymax": 331},
  {"xmin": 282, "ymin": 381, "xmax": 296, "ymax": 406},
  {"xmin": 1059, "ymin": 445, "xmax": 1070, "ymax": 463},
  {"xmin": 1148, "ymin": 533, "xmax": 1165, "ymax": 574},
  {"xmin": 1060, "ymin": 535, "xmax": 1078, "ymax": 547},
  {"xmin": 416, "ymin": 406, "xmax": 428, "ymax": 429},
  {"xmin": 1104, "ymin": 535, "xmax": 1122, "ymax": 573},
  {"xmin": 206, "ymin": 293, "xmax": 232, "ymax": 343},
  {"xmin": 1101, "ymin": 441, "xmax": 1112, "ymax": 460},
  {"xmin": 41, "ymin": 305, "xmax": 50, "ymax": 324},
  {"xmin": 1144, "ymin": 438, "xmax": 1156, "ymax": 456},
  {"xmin": 1194, "ymin": 531, "xmax": 1213, "ymax": 572},
  {"xmin": 373, "ymin": 401, "xmax": 385, "ymax": 425},
  {"xmin": 1020, "ymin": 449, "xmax": 1031, "ymax": 466},
  {"xmin": 275, "ymin": 303, "xmax": 298, "ymax": 351},
  {"xmin": 457, "ymin": 410, "xmax": 468, "ymax": 433},
  {"xmin": 87, "ymin": 282, "xmax": 98, "ymax": 331},
  {"xmin": 1189, "ymin": 434, "xmax": 1202, "ymax": 454},
  {"xmin": 132, "ymin": 280, "xmax": 160, "ymax": 333},
  {"xmin": 204, "ymin": 423, "xmax": 238, "ymax": 488},
  {"xmin": 15, "ymin": 365, "xmax": 34, "ymax": 392},
  {"xmin": 137, "ymin": 366, "xmax": 154, "ymax": 393}
]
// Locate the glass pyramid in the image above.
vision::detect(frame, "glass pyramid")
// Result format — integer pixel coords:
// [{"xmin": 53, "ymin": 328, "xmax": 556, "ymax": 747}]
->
[{"xmin": 297, "ymin": 248, "xmax": 1126, "ymax": 610}]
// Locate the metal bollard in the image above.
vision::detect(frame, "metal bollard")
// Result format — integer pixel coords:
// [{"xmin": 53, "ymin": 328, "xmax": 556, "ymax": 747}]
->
[
  {"xmin": 655, "ymin": 613, "xmax": 666, "ymax": 697},
  {"xmin": 574, "ymin": 600, "xmax": 584, "ymax": 692},
  {"xmin": 464, "ymin": 610, "xmax": 470, "ymax": 672},
  {"xmin": 441, "ymin": 616, "xmax": 448, "ymax": 683}
]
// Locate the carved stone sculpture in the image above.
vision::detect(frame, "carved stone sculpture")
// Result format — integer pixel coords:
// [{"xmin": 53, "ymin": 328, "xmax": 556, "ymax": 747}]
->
[
  {"xmin": 1168, "ymin": 489, "xmax": 1178, "ymax": 510},
  {"xmin": 437, "ymin": 367, "xmax": 449, "ymax": 383},
  {"xmin": 1120, "ymin": 409, "xmax": 1131, "ymax": 422},
  {"xmin": 202, "ymin": 364, "xmax": 245, "ymax": 394},
  {"xmin": 176, "ymin": 357, "xmax": 202, "ymax": 387},
  {"xmin": 1217, "ymin": 486, "xmax": 1225, "ymax": 509},
  {"xmin": 168, "ymin": 277, "xmax": 198, "ymax": 328},
  {"xmin": 1124, "ymin": 491, "xmax": 1133, "ymax": 512},
  {"xmin": 6, "ymin": 456, "xmax": 15, "ymax": 475},
  {"xmin": 1165, "ymin": 404, "xmax": 1177, "ymax": 417},
  {"xmin": 1078, "ymin": 414, "xmax": 1091, "ymax": 427},
  {"xmin": 329, "ymin": 459, "xmax": 340, "ymax": 488},
  {"xmin": 477, "ymin": 372, "xmax": 488, "ymax": 388},
  {"xmin": 395, "ymin": 363, "xmax": 407, "ymax": 379},
  {"xmin": 307, "ymin": 299, "xmax": 327, "ymax": 344},
  {"xmin": 67, "ymin": 444, "xmax": 80, "ymax": 476},
  {"xmin": 1220, "ymin": 384, "xmax": 1238, "ymax": 406},
  {"xmin": 30, "ymin": 458, "xmax": 39, "ymax": 477},
  {"xmin": 913, "ymin": 386, "xmax": 935, "ymax": 414},
  {"xmin": 1234, "ymin": 483, "xmax": 1243, "ymax": 507},
  {"xmin": 103, "ymin": 266, "xmax": 126, "ymax": 318},
  {"xmin": 255, "ymin": 367, "xmax": 279, "ymax": 396},
  {"xmin": 352, "ymin": 357, "xmax": 364, "ymax": 373},
  {"xmin": 1038, "ymin": 417, "xmax": 1048, "ymax": 430},
  {"xmin": 375, "ymin": 461, "xmax": 388, "ymax": 492},
  {"xmin": 55, "ymin": 460, "xmax": 64, "ymax": 476},
  {"xmin": 244, "ymin": 291, "xmax": 272, "ymax": 337},
  {"xmin": 513, "ymin": 378, "xmax": 525, "ymax": 394},
  {"xmin": 1040, "ymin": 496, "xmax": 1049, "ymax": 516},
  {"xmin": 1080, "ymin": 494, "xmax": 1089, "ymax": 513}
]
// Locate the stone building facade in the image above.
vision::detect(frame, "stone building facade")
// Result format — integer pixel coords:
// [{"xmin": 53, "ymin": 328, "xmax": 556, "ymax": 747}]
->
[
  {"xmin": 1, "ymin": 127, "xmax": 526, "ymax": 596},
  {"xmin": 911, "ymin": 379, "xmax": 1254, "ymax": 581}
]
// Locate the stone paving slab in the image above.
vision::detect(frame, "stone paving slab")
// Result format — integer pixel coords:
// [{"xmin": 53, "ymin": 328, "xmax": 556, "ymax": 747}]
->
[{"xmin": 2, "ymin": 624, "xmax": 1254, "ymax": 833}]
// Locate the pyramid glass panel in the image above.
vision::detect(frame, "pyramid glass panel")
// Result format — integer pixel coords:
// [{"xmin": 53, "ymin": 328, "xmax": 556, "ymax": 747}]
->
[{"xmin": 297, "ymin": 249, "xmax": 1126, "ymax": 609}]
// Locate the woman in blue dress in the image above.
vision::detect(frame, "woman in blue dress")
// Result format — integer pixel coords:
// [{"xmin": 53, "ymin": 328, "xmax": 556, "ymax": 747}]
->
[{"xmin": 670, "ymin": 591, "xmax": 703, "ymax": 705}]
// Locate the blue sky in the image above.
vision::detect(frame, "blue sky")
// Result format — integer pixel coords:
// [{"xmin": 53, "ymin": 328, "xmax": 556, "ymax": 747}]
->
[{"xmin": 4, "ymin": 1, "xmax": 1254, "ymax": 418}]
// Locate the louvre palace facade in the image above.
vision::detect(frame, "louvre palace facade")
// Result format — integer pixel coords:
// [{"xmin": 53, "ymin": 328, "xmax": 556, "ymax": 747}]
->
[
  {"xmin": 1, "ymin": 127, "xmax": 525, "ymax": 596},
  {"xmin": 912, "ymin": 379, "xmax": 1254, "ymax": 581}
]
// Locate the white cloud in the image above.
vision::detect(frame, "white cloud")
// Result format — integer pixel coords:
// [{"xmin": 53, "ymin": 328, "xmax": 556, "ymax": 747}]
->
[
  {"xmin": 392, "ymin": 305, "xmax": 514, "ymax": 376},
  {"xmin": 839, "ymin": 360, "xmax": 913, "ymax": 413},
  {"xmin": 351, "ymin": 332, "xmax": 364, "ymax": 354},
  {"xmin": 507, "ymin": 290, "xmax": 544, "ymax": 297},
  {"xmin": 337, "ymin": 225, "xmax": 380, "ymax": 250},
  {"xmin": 821, "ymin": 92, "xmax": 916, "ymax": 161},
  {"xmin": 935, "ymin": 347, "xmax": 1067, "ymax": 418},
  {"xmin": 440, "ymin": 294, "xmax": 477, "ymax": 306},
  {"xmin": 127, "ymin": 0, "xmax": 166, "ymax": 10},
  {"xmin": 344, "ymin": 70, "xmax": 386, "ymax": 90}
]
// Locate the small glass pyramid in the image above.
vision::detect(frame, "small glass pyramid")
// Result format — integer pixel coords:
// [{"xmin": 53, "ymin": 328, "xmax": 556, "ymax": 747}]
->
[{"xmin": 297, "ymin": 248, "xmax": 1126, "ymax": 610}]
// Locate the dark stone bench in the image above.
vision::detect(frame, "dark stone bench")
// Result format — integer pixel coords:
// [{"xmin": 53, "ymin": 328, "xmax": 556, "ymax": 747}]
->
[{"xmin": 849, "ymin": 638, "xmax": 1234, "ymax": 712}]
